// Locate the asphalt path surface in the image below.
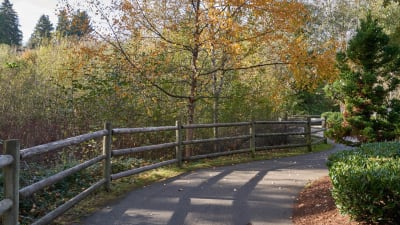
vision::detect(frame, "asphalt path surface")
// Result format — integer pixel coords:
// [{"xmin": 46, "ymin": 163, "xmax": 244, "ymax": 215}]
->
[{"xmin": 79, "ymin": 143, "xmax": 349, "ymax": 225}]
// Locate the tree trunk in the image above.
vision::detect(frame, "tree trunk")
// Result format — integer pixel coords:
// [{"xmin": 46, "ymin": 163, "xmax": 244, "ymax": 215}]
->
[
  {"xmin": 185, "ymin": 96, "xmax": 196, "ymax": 158},
  {"xmin": 184, "ymin": 0, "xmax": 201, "ymax": 158}
]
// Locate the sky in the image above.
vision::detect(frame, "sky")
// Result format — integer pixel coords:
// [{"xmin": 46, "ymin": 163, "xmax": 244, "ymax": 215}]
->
[{"xmin": 11, "ymin": 0, "xmax": 59, "ymax": 44}]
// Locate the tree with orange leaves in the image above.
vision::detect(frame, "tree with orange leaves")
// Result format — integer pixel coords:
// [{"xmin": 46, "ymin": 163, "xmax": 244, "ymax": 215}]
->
[{"xmin": 65, "ymin": 0, "xmax": 337, "ymax": 156}]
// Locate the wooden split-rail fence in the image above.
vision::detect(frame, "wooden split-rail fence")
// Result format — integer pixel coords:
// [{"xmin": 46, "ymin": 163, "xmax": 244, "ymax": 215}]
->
[{"xmin": 0, "ymin": 116, "xmax": 326, "ymax": 225}]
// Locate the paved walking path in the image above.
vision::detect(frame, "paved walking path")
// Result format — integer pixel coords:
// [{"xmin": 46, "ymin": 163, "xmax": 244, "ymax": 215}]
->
[{"xmin": 79, "ymin": 143, "xmax": 350, "ymax": 225}]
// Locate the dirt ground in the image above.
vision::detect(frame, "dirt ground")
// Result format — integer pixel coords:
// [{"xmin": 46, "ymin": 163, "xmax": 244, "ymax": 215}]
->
[{"xmin": 292, "ymin": 176, "xmax": 362, "ymax": 225}]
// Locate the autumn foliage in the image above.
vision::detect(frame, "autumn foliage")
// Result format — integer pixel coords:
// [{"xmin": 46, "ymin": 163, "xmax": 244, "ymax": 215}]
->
[{"xmin": 0, "ymin": 0, "xmax": 339, "ymax": 149}]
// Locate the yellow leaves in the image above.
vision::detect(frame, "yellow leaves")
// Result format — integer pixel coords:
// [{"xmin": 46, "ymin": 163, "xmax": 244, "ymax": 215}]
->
[
  {"xmin": 98, "ymin": 0, "xmax": 334, "ymax": 105},
  {"xmin": 281, "ymin": 34, "xmax": 339, "ymax": 91},
  {"xmin": 120, "ymin": 0, "xmax": 133, "ymax": 11},
  {"xmin": 228, "ymin": 0, "xmax": 246, "ymax": 6},
  {"xmin": 313, "ymin": 42, "xmax": 339, "ymax": 84},
  {"xmin": 229, "ymin": 43, "xmax": 242, "ymax": 55},
  {"xmin": 113, "ymin": 0, "xmax": 310, "ymax": 60},
  {"xmin": 21, "ymin": 50, "xmax": 38, "ymax": 64}
]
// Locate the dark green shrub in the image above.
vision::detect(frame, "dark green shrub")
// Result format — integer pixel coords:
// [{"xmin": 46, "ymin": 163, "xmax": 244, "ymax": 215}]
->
[{"xmin": 327, "ymin": 142, "xmax": 400, "ymax": 224}]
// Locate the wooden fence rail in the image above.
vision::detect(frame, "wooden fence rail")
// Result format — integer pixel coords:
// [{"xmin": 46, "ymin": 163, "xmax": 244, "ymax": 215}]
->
[{"xmin": 1, "ymin": 116, "xmax": 326, "ymax": 225}]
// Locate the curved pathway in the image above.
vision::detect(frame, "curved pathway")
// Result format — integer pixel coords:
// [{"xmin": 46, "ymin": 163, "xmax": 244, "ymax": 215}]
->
[{"xmin": 79, "ymin": 143, "xmax": 350, "ymax": 225}]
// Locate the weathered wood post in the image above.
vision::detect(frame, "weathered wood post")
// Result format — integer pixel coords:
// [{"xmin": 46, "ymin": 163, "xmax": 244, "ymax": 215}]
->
[
  {"xmin": 103, "ymin": 122, "xmax": 112, "ymax": 191},
  {"xmin": 306, "ymin": 117, "xmax": 312, "ymax": 152},
  {"xmin": 322, "ymin": 115, "xmax": 328, "ymax": 144},
  {"xmin": 213, "ymin": 125, "xmax": 219, "ymax": 153},
  {"xmin": 249, "ymin": 121, "xmax": 256, "ymax": 158},
  {"xmin": 283, "ymin": 113, "xmax": 288, "ymax": 144},
  {"xmin": 175, "ymin": 120, "xmax": 183, "ymax": 167},
  {"xmin": 3, "ymin": 140, "xmax": 20, "ymax": 225}
]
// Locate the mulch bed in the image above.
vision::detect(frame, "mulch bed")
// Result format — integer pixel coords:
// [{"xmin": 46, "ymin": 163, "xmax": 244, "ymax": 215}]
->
[{"xmin": 292, "ymin": 176, "xmax": 361, "ymax": 225}]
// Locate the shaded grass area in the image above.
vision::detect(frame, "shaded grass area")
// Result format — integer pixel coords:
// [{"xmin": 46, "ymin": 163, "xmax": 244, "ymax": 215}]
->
[{"xmin": 54, "ymin": 143, "xmax": 332, "ymax": 224}]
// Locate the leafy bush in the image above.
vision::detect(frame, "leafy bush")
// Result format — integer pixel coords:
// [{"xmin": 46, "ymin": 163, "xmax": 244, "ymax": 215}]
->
[
  {"xmin": 321, "ymin": 112, "xmax": 351, "ymax": 142},
  {"xmin": 327, "ymin": 142, "xmax": 400, "ymax": 224}
]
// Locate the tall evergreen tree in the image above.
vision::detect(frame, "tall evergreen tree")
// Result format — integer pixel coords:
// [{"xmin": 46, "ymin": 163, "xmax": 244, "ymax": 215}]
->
[
  {"xmin": 55, "ymin": 10, "xmax": 92, "ymax": 39},
  {"xmin": 56, "ymin": 9, "xmax": 70, "ymax": 37},
  {"xmin": 69, "ymin": 10, "xmax": 92, "ymax": 38},
  {"xmin": 0, "ymin": 0, "xmax": 22, "ymax": 46},
  {"xmin": 330, "ymin": 14, "xmax": 400, "ymax": 142},
  {"xmin": 28, "ymin": 14, "xmax": 54, "ymax": 48}
]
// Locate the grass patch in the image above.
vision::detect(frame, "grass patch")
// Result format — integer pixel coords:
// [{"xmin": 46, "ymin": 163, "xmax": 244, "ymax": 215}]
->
[{"xmin": 54, "ymin": 143, "xmax": 332, "ymax": 224}]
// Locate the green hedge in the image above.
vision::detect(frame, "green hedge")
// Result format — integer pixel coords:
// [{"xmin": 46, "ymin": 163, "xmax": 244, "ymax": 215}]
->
[{"xmin": 327, "ymin": 142, "xmax": 400, "ymax": 224}]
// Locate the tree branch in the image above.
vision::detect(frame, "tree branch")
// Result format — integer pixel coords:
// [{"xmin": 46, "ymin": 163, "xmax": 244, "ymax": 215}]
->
[{"xmin": 199, "ymin": 61, "xmax": 289, "ymax": 76}]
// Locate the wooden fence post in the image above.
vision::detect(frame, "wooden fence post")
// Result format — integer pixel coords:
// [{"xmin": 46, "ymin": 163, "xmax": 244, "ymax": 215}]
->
[
  {"xmin": 306, "ymin": 117, "xmax": 312, "ymax": 152},
  {"xmin": 322, "ymin": 115, "xmax": 328, "ymax": 144},
  {"xmin": 249, "ymin": 121, "xmax": 256, "ymax": 158},
  {"xmin": 3, "ymin": 140, "xmax": 20, "ymax": 225},
  {"xmin": 213, "ymin": 126, "xmax": 219, "ymax": 153},
  {"xmin": 283, "ymin": 113, "xmax": 288, "ymax": 144},
  {"xmin": 175, "ymin": 120, "xmax": 183, "ymax": 167},
  {"xmin": 103, "ymin": 122, "xmax": 112, "ymax": 191}
]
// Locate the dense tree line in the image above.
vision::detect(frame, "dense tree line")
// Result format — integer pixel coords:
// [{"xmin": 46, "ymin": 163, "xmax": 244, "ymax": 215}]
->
[
  {"xmin": 28, "ymin": 9, "xmax": 92, "ymax": 48},
  {"xmin": 0, "ymin": 0, "xmax": 92, "ymax": 47}
]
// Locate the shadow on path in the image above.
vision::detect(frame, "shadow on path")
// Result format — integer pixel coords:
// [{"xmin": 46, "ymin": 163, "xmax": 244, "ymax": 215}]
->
[{"xmin": 78, "ymin": 143, "xmax": 350, "ymax": 225}]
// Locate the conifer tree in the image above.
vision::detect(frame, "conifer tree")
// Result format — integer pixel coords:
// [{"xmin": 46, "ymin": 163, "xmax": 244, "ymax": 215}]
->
[
  {"xmin": 332, "ymin": 14, "xmax": 400, "ymax": 142},
  {"xmin": 56, "ymin": 9, "xmax": 70, "ymax": 37},
  {"xmin": 69, "ymin": 10, "xmax": 92, "ymax": 38},
  {"xmin": 28, "ymin": 14, "xmax": 54, "ymax": 48},
  {"xmin": 55, "ymin": 9, "xmax": 92, "ymax": 39},
  {"xmin": 0, "ymin": 0, "xmax": 22, "ymax": 46}
]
